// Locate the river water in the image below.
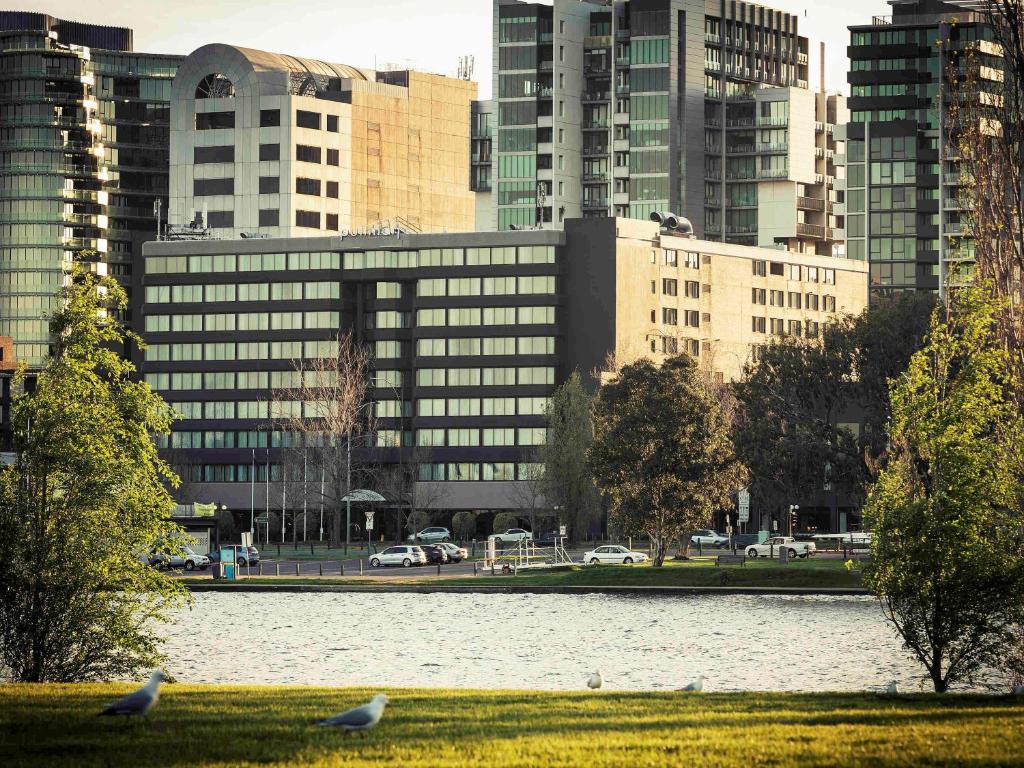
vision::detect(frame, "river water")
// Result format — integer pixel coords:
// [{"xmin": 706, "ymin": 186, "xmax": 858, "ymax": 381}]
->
[{"xmin": 162, "ymin": 592, "xmax": 941, "ymax": 692}]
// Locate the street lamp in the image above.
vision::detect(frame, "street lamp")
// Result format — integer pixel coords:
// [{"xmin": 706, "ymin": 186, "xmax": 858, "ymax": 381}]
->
[{"xmin": 788, "ymin": 504, "xmax": 800, "ymax": 536}]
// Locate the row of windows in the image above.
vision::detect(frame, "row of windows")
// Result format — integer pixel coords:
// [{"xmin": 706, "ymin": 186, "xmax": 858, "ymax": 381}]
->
[
  {"xmin": 144, "ymin": 311, "xmax": 339, "ymax": 333},
  {"xmin": 169, "ymin": 462, "xmax": 542, "ymax": 484},
  {"xmin": 412, "ymin": 367, "xmax": 555, "ymax": 387},
  {"xmin": 145, "ymin": 339, "xmax": 348, "ymax": 363},
  {"xmin": 415, "ymin": 275, "xmax": 554, "ymax": 297},
  {"xmin": 418, "ymin": 463, "xmax": 542, "ymax": 482},
  {"xmin": 751, "ymin": 260, "xmax": 837, "ymax": 283},
  {"xmin": 414, "ymin": 427, "xmax": 547, "ymax": 448},
  {"xmin": 751, "ymin": 289, "xmax": 835, "ymax": 311},
  {"xmin": 414, "ymin": 303, "xmax": 556, "ymax": 328},
  {"xmin": 145, "ymin": 281, "xmax": 338, "ymax": 305},
  {"xmin": 146, "ymin": 251, "xmax": 342, "ymax": 274},
  {"xmin": 751, "ymin": 317, "xmax": 822, "ymax": 337},
  {"xmin": 415, "ymin": 397, "xmax": 550, "ymax": 417}
]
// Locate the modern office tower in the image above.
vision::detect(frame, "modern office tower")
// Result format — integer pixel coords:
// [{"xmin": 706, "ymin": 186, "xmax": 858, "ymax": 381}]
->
[
  {"xmin": 169, "ymin": 44, "xmax": 476, "ymax": 240},
  {"xmin": 845, "ymin": 0, "xmax": 999, "ymax": 295},
  {"xmin": 0, "ymin": 12, "xmax": 180, "ymax": 368},
  {"xmin": 138, "ymin": 217, "xmax": 866, "ymax": 526},
  {"xmin": 483, "ymin": 0, "xmax": 817, "ymax": 243}
]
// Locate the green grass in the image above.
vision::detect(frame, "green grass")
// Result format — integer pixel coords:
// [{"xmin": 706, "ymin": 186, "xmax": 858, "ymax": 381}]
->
[
  {"xmin": 2, "ymin": 685, "xmax": 1023, "ymax": 767},
  {"xmin": 186, "ymin": 559, "xmax": 865, "ymax": 590}
]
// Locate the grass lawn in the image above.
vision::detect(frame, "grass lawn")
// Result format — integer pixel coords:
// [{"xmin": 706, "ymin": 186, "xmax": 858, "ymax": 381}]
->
[
  {"xmin": 186, "ymin": 559, "xmax": 865, "ymax": 590},
  {"xmin": 2, "ymin": 685, "xmax": 1023, "ymax": 767}
]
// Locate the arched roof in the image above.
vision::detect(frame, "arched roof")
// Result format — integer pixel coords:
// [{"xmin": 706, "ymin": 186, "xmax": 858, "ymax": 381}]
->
[{"xmin": 172, "ymin": 43, "xmax": 375, "ymax": 102}]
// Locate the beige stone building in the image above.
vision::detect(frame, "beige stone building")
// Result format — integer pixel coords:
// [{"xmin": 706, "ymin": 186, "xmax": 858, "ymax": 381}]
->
[
  {"xmin": 564, "ymin": 217, "xmax": 868, "ymax": 382},
  {"xmin": 169, "ymin": 44, "xmax": 475, "ymax": 238}
]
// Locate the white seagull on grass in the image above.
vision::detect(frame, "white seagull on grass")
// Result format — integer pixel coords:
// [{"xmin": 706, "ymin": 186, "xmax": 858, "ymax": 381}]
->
[
  {"xmin": 885, "ymin": 680, "xmax": 899, "ymax": 695},
  {"xmin": 318, "ymin": 694, "xmax": 389, "ymax": 733},
  {"xmin": 100, "ymin": 670, "xmax": 168, "ymax": 718},
  {"xmin": 587, "ymin": 671, "xmax": 603, "ymax": 690},
  {"xmin": 681, "ymin": 675, "xmax": 705, "ymax": 692}
]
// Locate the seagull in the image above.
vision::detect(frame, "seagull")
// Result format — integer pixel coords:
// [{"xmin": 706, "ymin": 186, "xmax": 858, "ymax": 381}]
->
[
  {"xmin": 587, "ymin": 671, "xmax": 603, "ymax": 690},
  {"xmin": 681, "ymin": 675, "xmax": 705, "ymax": 692},
  {"xmin": 885, "ymin": 680, "xmax": 899, "ymax": 694},
  {"xmin": 100, "ymin": 670, "xmax": 168, "ymax": 718},
  {"xmin": 318, "ymin": 694, "xmax": 389, "ymax": 733}
]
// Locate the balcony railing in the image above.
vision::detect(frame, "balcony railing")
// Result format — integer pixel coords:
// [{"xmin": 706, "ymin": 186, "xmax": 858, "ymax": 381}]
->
[
  {"xmin": 797, "ymin": 196, "xmax": 825, "ymax": 211},
  {"xmin": 582, "ymin": 198, "xmax": 609, "ymax": 209},
  {"xmin": 757, "ymin": 116, "xmax": 788, "ymax": 127},
  {"xmin": 583, "ymin": 91, "xmax": 610, "ymax": 101},
  {"xmin": 759, "ymin": 167, "xmax": 789, "ymax": 179},
  {"xmin": 796, "ymin": 222, "xmax": 825, "ymax": 238},
  {"xmin": 758, "ymin": 142, "xmax": 788, "ymax": 153}
]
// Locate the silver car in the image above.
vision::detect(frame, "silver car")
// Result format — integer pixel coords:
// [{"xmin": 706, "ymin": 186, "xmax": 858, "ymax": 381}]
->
[
  {"xmin": 151, "ymin": 547, "xmax": 210, "ymax": 571},
  {"xmin": 369, "ymin": 545, "xmax": 428, "ymax": 568},
  {"xmin": 408, "ymin": 527, "xmax": 452, "ymax": 543}
]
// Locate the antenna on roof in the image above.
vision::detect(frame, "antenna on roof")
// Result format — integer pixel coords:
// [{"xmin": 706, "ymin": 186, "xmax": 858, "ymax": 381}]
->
[{"xmin": 457, "ymin": 55, "xmax": 475, "ymax": 81}]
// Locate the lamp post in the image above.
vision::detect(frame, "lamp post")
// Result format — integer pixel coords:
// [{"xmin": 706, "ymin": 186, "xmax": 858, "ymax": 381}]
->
[{"xmin": 788, "ymin": 504, "xmax": 799, "ymax": 536}]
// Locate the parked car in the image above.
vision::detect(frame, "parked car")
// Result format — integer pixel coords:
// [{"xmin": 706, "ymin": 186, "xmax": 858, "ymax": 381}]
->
[
  {"xmin": 534, "ymin": 530, "xmax": 563, "ymax": 547},
  {"xmin": 150, "ymin": 547, "xmax": 210, "ymax": 572},
  {"xmin": 488, "ymin": 528, "xmax": 533, "ymax": 548},
  {"xmin": 690, "ymin": 529, "xmax": 730, "ymax": 548},
  {"xmin": 583, "ymin": 545, "xmax": 649, "ymax": 565},
  {"xmin": 438, "ymin": 542, "xmax": 468, "ymax": 563},
  {"xmin": 745, "ymin": 536, "xmax": 816, "ymax": 559},
  {"xmin": 420, "ymin": 544, "xmax": 449, "ymax": 565},
  {"xmin": 408, "ymin": 527, "xmax": 452, "ymax": 543},
  {"xmin": 369, "ymin": 545, "xmax": 427, "ymax": 568}
]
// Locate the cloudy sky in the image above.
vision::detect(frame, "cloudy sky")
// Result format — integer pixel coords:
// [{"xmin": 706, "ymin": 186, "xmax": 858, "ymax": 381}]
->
[{"xmin": 22, "ymin": 0, "xmax": 892, "ymax": 95}]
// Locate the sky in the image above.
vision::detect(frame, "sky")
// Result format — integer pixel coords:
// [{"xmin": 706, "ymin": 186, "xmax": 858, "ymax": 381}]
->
[{"xmin": 21, "ymin": 0, "xmax": 893, "ymax": 96}]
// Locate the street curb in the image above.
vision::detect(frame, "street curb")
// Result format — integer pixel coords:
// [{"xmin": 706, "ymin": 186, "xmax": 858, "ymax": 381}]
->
[{"xmin": 184, "ymin": 583, "xmax": 871, "ymax": 597}]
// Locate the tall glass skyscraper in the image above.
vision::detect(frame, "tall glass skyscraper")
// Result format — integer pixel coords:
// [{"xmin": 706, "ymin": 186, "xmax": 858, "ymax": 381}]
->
[{"xmin": 0, "ymin": 12, "xmax": 180, "ymax": 367}]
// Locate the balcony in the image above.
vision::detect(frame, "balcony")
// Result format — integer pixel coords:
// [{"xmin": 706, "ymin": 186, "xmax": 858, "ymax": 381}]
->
[
  {"xmin": 582, "ymin": 172, "xmax": 609, "ymax": 182},
  {"xmin": 704, "ymin": 118, "xmax": 721, "ymax": 128},
  {"xmin": 726, "ymin": 118, "xmax": 755, "ymax": 128},
  {"xmin": 797, "ymin": 196, "xmax": 825, "ymax": 211},
  {"xmin": 616, "ymin": 84, "xmax": 630, "ymax": 95},
  {"xmin": 797, "ymin": 52, "xmax": 808, "ymax": 65},
  {"xmin": 814, "ymin": 121, "xmax": 824, "ymax": 133},
  {"xmin": 705, "ymin": 32, "xmax": 721, "ymax": 44},
  {"xmin": 814, "ymin": 147, "xmax": 825, "ymax": 158},
  {"xmin": 759, "ymin": 167, "xmax": 789, "ymax": 179},
  {"xmin": 725, "ymin": 170, "xmax": 755, "ymax": 180},
  {"xmin": 583, "ymin": 120, "xmax": 610, "ymax": 130},
  {"xmin": 727, "ymin": 144, "xmax": 755, "ymax": 154},
  {"xmin": 757, "ymin": 115, "xmax": 788, "ymax": 127},
  {"xmin": 582, "ymin": 198, "xmax": 609, "ymax": 210},
  {"xmin": 757, "ymin": 142, "xmax": 788, "ymax": 153},
  {"xmin": 583, "ymin": 91, "xmax": 611, "ymax": 102},
  {"xmin": 539, "ymin": 60, "xmax": 554, "ymax": 71},
  {"xmin": 796, "ymin": 222, "xmax": 825, "ymax": 239},
  {"xmin": 704, "ymin": 198, "xmax": 722, "ymax": 207}
]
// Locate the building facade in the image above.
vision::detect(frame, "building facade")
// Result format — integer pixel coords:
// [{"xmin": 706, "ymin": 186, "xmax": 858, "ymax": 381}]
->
[
  {"xmin": 138, "ymin": 217, "xmax": 866, "ymax": 528},
  {"xmin": 844, "ymin": 0, "xmax": 999, "ymax": 295},
  {"xmin": 0, "ymin": 11, "xmax": 180, "ymax": 368},
  {"xmin": 169, "ymin": 44, "xmax": 476, "ymax": 240},
  {"xmin": 479, "ymin": 0, "xmax": 843, "ymax": 252}
]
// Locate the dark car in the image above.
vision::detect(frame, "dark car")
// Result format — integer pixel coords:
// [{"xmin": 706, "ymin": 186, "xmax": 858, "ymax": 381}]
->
[
  {"xmin": 534, "ymin": 531, "xmax": 562, "ymax": 547},
  {"xmin": 419, "ymin": 544, "xmax": 449, "ymax": 565}
]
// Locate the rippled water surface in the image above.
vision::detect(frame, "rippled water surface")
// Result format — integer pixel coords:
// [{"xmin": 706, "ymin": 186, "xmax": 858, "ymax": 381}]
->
[{"xmin": 163, "ymin": 593, "xmax": 935, "ymax": 692}]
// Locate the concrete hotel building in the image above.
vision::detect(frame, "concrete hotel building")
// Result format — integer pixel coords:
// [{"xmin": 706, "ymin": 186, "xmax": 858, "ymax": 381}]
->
[
  {"xmin": 845, "ymin": 0, "xmax": 1000, "ymax": 295},
  {"xmin": 472, "ymin": 0, "xmax": 844, "ymax": 256},
  {"xmin": 139, "ymin": 217, "xmax": 866, "ymax": 529},
  {"xmin": 169, "ymin": 44, "xmax": 476, "ymax": 239}
]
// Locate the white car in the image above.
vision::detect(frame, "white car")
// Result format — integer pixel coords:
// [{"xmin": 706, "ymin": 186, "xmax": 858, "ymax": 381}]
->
[
  {"xmin": 408, "ymin": 527, "xmax": 452, "ymax": 543},
  {"xmin": 583, "ymin": 545, "xmax": 649, "ymax": 565},
  {"xmin": 369, "ymin": 545, "xmax": 427, "ymax": 568},
  {"xmin": 488, "ymin": 528, "xmax": 533, "ymax": 547},
  {"xmin": 691, "ymin": 529, "xmax": 729, "ymax": 548},
  {"xmin": 150, "ymin": 547, "xmax": 210, "ymax": 571},
  {"xmin": 745, "ymin": 536, "xmax": 816, "ymax": 559}
]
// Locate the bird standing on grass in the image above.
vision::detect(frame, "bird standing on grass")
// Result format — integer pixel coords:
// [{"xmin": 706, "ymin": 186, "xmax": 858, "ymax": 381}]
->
[
  {"xmin": 587, "ymin": 671, "xmax": 603, "ymax": 690},
  {"xmin": 99, "ymin": 670, "xmax": 168, "ymax": 718},
  {"xmin": 681, "ymin": 675, "xmax": 705, "ymax": 692},
  {"xmin": 318, "ymin": 694, "xmax": 389, "ymax": 734},
  {"xmin": 885, "ymin": 680, "xmax": 899, "ymax": 695}
]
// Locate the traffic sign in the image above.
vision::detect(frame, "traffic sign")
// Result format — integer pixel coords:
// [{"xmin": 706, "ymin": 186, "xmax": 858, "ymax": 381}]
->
[
  {"xmin": 738, "ymin": 487, "xmax": 750, "ymax": 523},
  {"xmin": 559, "ymin": 524, "xmax": 567, "ymax": 537},
  {"xmin": 365, "ymin": 510, "xmax": 375, "ymax": 531}
]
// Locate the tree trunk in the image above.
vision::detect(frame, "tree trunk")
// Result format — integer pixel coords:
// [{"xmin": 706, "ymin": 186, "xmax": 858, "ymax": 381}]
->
[
  {"xmin": 931, "ymin": 647, "xmax": 947, "ymax": 693},
  {"xmin": 651, "ymin": 535, "xmax": 666, "ymax": 567}
]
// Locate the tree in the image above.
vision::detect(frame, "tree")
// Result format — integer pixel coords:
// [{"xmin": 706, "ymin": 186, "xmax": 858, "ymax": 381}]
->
[
  {"xmin": 863, "ymin": 285, "xmax": 1024, "ymax": 692},
  {"xmin": 0, "ymin": 268, "xmax": 186, "ymax": 682},
  {"xmin": 539, "ymin": 372, "xmax": 598, "ymax": 541},
  {"xmin": 272, "ymin": 332, "xmax": 374, "ymax": 547},
  {"xmin": 950, "ymin": 4, "xmax": 1024, "ymax": 405},
  {"xmin": 732, "ymin": 294, "xmax": 933, "ymax": 528},
  {"xmin": 451, "ymin": 511, "xmax": 477, "ymax": 542},
  {"xmin": 588, "ymin": 355, "xmax": 745, "ymax": 566}
]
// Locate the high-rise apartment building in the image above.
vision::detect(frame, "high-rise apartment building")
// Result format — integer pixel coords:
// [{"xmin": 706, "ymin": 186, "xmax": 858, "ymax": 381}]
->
[
  {"xmin": 844, "ymin": 0, "xmax": 999, "ymax": 295},
  {"xmin": 0, "ymin": 12, "xmax": 180, "ymax": 368},
  {"xmin": 169, "ymin": 44, "xmax": 476, "ymax": 239},
  {"xmin": 477, "ymin": 0, "xmax": 845, "ymax": 255},
  {"xmin": 138, "ymin": 217, "xmax": 866, "ymax": 528}
]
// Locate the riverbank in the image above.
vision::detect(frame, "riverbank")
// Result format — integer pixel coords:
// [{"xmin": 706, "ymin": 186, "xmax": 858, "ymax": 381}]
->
[
  {"xmin": 183, "ymin": 559, "xmax": 867, "ymax": 594},
  {"xmin": 3, "ymin": 685, "xmax": 1022, "ymax": 767}
]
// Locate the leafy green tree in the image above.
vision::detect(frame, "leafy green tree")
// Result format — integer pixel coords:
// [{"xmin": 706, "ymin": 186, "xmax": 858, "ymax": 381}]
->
[
  {"xmin": 540, "ymin": 371, "xmax": 598, "ymax": 541},
  {"xmin": 451, "ymin": 511, "xmax": 476, "ymax": 542},
  {"xmin": 864, "ymin": 286, "xmax": 1024, "ymax": 692},
  {"xmin": 0, "ymin": 268, "xmax": 186, "ymax": 682},
  {"xmin": 733, "ymin": 293, "xmax": 933, "ymax": 527},
  {"xmin": 589, "ymin": 355, "xmax": 745, "ymax": 566}
]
